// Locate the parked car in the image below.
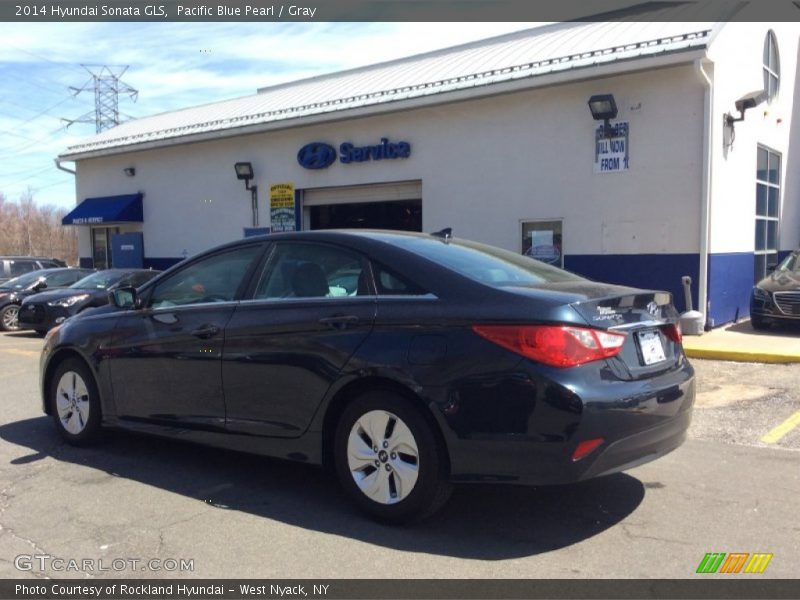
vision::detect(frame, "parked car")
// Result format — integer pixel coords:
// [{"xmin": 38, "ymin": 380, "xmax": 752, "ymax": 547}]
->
[
  {"xmin": 0, "ymin": 268, "xmax": 93, "ymax": 332},
  {"xmin": 40, "ymin": 230, "xmax": 694, "ymax": 522},
  {"xmin": 750, "ymin": 249, "xmax": 800, "ymax": 329},
  {"xmin": 18, "ymin": 268, "xmax": 161, "ymax": 335},
  {"xmin": 0, "ymin": 256, "xmax": 67, "ymax": 285}
]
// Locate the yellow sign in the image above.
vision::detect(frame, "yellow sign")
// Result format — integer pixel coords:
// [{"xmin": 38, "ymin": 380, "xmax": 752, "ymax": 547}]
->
[{"xmin": 269, "ymin": 183, "xmax": 296, "ymax": 232}]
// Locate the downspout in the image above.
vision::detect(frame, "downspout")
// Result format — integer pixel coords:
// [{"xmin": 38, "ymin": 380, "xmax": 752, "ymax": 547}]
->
[
  {"xmin": 695, "ymin": 58, "xmax": 713, "ymax": 328},
  {"xmin": 54, "ymin": 158, "xmax": 75, "ymax": 175}
]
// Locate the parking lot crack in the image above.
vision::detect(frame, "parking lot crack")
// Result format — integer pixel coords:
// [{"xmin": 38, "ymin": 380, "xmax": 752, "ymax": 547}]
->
[{"xmin": 620, "ymin": 523, "xmax": 693, "ymax": 546}]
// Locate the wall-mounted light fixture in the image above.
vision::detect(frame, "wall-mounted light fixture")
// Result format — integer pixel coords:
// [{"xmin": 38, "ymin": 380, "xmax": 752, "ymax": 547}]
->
[
  {"xmin": 234, "ymin": 162, "xmax": 258, "ymax": 226},
  {"xmin": 725, "ymin": 89, "xmax": 767, "ymax": 126},
  {"xmin": 588, "ymin": 94, "xmax": 618, "ymax": 137},
  {"xmin": 123, "ymin": 167, "xmax": 136, "ymax": 177}
]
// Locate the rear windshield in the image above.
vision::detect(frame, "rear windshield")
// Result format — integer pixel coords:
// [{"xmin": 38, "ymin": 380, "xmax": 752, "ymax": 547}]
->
[{"xmin": 394, "ymin": 236, "xmax": 585, "ymax": 286}]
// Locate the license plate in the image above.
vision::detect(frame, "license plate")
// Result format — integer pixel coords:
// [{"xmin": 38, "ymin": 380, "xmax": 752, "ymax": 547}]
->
[{"xmin": 638, "ymin": 330, "xmax": 666, "ymax": 365}]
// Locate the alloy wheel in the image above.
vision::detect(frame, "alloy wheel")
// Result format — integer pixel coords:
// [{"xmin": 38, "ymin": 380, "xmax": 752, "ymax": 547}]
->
[
  {"xmin": 347, "ymin": 410, "xmax": 420, "ymax": 505},
  {"xmin": 55, "ymin": 371, "xmax": 91, "ymax": 435},
  {"xmin": 2, "ymin": 305, "xmax": 19, "ymax": 330}
]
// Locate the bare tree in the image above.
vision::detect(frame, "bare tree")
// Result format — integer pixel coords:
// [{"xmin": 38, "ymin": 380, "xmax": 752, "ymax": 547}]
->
[{"xmin": 0, "ymin": 190, "xmax": 78, "ymax": 264}]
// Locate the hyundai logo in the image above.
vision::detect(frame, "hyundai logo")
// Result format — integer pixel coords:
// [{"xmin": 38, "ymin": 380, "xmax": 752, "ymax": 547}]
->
[
  {"xmin": 646, "ymin": 301, "xmax": 661, "ymax": 318},
  {"xmin": 297, "ymin": 142, "xmax": 337, "ymax": 169}
]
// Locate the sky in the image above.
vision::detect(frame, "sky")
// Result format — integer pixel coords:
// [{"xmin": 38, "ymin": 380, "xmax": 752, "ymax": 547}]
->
[{"xmin": 0, "ymin": 22, "xmax": 537, "ymax": 210}]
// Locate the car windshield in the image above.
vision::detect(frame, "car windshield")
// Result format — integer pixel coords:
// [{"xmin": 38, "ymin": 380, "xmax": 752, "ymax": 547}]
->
[
  {"xmin": 70, "ymin": 271, "xmax": 125, "ymax": 290},
  {"xmin": 393, "ymin": 236, "xmax": 585, "ymax": 286},
  {"xmin": 777, "ymin": 253, "xmax": 800, "ymax": 274},
  {"xmin": 0, "ymin": 271, "xmax": 45, "ymax": 290}
]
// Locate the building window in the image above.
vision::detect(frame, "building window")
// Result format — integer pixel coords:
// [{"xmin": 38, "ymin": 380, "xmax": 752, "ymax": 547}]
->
[
  {"xmin": 755, "ymin": 146, "xmax": 781, "ymax": 283},
  {"xmin": 521, "ymin": 220, "xmax": 563, "ymax": 268},
  {"xmin": 763, "ymin": 30, "xmax": 780, "ymax": 101}
]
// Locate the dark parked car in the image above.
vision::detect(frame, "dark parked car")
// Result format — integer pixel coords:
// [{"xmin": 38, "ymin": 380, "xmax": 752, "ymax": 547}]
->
[
  {"xmin": 18, "ymin": 268, "xmax": 161, "ymax": 334},
  {"xmin": 750, "ymin": 250, "xmax": 800, "ymax": 330},
  {"xmin": 0, "ymin": 256, "xmax": 66, "ymax": 285},
  {"xmin": 40, "ymin": 231, "xmax": 694, "ymax": 522},
  {"xmin": 0, "ymin": 268, "xmax": 93, "ymax": 332}
]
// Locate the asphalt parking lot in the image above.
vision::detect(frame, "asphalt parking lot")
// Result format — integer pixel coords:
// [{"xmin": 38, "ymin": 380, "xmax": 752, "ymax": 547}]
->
[{"xmin": 0, "ymin": 332, "xmax": 798, "ymax": 579}]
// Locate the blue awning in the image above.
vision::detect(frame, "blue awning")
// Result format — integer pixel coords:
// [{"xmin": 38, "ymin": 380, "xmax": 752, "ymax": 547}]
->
[{"xmin": 62, "ymin": 193, "xmax": 143, "ymax": 226}]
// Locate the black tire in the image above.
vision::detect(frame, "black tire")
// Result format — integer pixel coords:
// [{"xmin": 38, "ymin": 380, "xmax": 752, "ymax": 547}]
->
[
  {"xmin": 333, "ymin": 390, "xmax": 452, "ymax": 524},
  {"xmin": 751, "ymin": 315, "xmax": 770, "ymax": 331},
  {"xmin": 0, "ymin": 304, "xmax": 20, "ymax": 332},
  {"xmin": 49, "ymin": 358, "xmax": 102, "ymax": 445}
]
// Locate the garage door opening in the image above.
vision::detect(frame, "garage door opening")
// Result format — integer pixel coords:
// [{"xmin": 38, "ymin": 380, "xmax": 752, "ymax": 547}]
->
[
  {"xmin": 310, "ymin": 199, "xmax": 421, "ymax": 231},
  {"xmin": 302, "ymin": 181, "xmax": 423, "ymax": 233}
]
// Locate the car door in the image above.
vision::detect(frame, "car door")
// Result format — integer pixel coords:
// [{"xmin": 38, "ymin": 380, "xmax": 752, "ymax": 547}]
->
[
  {"xmin": 223, "ymin": 241, "xmax": 377, "ymax": 437},
  {"xmin": 107, "ymin": 243, "xmax": 265, "ymax": 429}
]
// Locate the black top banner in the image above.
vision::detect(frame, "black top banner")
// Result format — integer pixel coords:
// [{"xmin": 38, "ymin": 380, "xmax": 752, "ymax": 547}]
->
[
  {"xmin": 4, "ymin": 579, "xmax": 800, "ymax": 600},
  {"xmin": 2, "ymin": 0, "xmax": 800, "ymax": 22}
]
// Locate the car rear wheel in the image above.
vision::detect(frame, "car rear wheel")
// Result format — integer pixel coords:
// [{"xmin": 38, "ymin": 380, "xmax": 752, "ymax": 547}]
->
[
  {"xmin": 0, "ymin": 304, "xmax": 20, "ymax": 331},
  {"xmin": 334, "ymin": 391, "xmax": 452, "ymax": 523},
  {"xmin": 49, "ymin": 358, "xmax": 102, "ymax": 445},
  {"xmin": 751, "ymin": 315, "xmax": 770, "ymax": 330}
]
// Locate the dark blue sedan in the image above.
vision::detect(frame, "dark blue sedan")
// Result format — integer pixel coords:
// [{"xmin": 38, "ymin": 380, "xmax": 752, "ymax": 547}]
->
[{"xmin": 39, "ymin": 230, "xmax": 694, "ymax": 522}]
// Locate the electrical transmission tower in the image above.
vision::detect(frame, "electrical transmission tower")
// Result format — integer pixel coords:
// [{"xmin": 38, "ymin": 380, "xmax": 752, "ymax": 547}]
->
[{"xmin": 66, "ymin": 65, "xmax": 138, "ymax": 133}]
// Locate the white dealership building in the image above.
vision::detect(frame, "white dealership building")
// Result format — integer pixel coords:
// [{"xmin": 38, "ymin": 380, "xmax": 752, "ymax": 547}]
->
[{"xmin": 59, "ymin": 16, "xmax": 800, "ymax": 328}]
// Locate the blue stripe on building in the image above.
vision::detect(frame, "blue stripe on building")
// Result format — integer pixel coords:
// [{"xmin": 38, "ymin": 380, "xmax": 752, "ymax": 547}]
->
[
  {"xmin": 564, "ymin": 254, "xmax": 700, "ymax": 314},
  {"xmin": 707, "ymin": 252, "xmax": 754, "ymax": 327}
]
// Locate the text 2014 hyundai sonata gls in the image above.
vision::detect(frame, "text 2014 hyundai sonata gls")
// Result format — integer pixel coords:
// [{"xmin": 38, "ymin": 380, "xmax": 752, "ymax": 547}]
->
[{"xmin": 40, "ymin": 230, "xmax": 694, "ymax": 522}]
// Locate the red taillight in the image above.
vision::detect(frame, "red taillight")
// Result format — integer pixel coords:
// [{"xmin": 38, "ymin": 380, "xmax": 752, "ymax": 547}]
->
[
  {"xmin": 662, "ymin": 323, "xmax": 682, "ymax": 344},
  {"xmin": 471, "ymin": 324, "xmax": 627, "ymax": 368},
  {"xmin": 572, "ymin": 438, "xmax": 605, "ymax": 461}
]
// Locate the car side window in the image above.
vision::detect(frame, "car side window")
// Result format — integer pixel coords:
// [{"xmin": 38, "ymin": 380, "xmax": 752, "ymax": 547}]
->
[
  {"xmin": 10, "ymin": 260, "xmax": 36, "ymax": 276},
  {"xmin": 371, "ymin": 263, "xmax": 428, "ymax": 296},
  {"xmin": 254, "ymin": 243, "xmax": 368, "ymax": 300},
  {"xmin": 149, "ymin": 245, "xmax": 262, "ymax": 309}
]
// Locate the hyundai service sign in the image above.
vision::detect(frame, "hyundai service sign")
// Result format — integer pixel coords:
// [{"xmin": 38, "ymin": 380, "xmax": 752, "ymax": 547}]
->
[{"xmin": 298, "ymin": 138, "xmax": 411, "ymax": 169}]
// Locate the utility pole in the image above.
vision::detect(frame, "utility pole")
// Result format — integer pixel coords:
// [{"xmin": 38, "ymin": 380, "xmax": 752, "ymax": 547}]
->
[{"xmin": 66, "ymin": 65, "xmax": 138, "ymax": 133}]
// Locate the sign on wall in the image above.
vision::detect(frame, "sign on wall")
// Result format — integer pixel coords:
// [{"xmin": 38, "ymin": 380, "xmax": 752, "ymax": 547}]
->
[
  {"xmin": 269, "ymin": 183, "xmax": 296, "ymax": 232},
  {"xmin": 297, "ymin": 138, "xmax": 411, "ymax": 169},
  {"xmin": 593, "ymin": 121, "xmax": 629, "ymax": 174}
]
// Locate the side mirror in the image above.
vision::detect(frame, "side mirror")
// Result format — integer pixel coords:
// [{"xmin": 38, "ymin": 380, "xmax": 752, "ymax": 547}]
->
[
  {"xmin": 32, "ymin": 278, "xmax": 47, "ymax": 291},
  {"xmin": 110, "ymin": 286, "xmax": 138, "ymax": 309}
]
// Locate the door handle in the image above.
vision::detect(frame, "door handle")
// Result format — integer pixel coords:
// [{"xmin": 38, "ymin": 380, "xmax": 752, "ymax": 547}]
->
[
  {"xmin": 318, "ymin": 315, "xmax": 360, "ymax": 329},
  {"xmin": 191, "ymin": 324, "xmax": 220, "ymax": 339}
]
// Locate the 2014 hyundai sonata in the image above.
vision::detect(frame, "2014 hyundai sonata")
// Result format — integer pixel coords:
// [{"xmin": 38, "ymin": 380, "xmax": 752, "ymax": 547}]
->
[{"xmin": 40, "ymin": 230, "xmax": 694, "ymax": 522}]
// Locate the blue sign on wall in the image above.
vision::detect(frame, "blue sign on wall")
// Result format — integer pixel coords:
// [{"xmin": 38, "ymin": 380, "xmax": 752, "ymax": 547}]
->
[{"xmin": 297, "ymin": 138, "xmax": 411, "ymax": 169}]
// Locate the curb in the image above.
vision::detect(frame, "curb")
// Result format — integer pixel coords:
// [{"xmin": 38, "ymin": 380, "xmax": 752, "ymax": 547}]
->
[{"xmin": 683, "ymin": 346, "xmax": 800, "ymax": 364}]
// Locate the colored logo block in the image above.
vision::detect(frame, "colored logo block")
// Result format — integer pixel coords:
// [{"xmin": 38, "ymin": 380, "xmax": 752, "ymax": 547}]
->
[{"xmin": 696, "ymin": 553, "xmax": 773, "ymax": 574}]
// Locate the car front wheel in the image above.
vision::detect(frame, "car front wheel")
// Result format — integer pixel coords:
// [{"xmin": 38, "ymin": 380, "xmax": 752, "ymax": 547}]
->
[
  {"xmin": 0, "ymin": 304, "xmax": 20, "ymax": 331},
  {"xmin": 49, "ymin": 358, "xmax": 102, "ymax": 445},
  {"xmin": 334, "ymin": 391, "xmax": 452, "ymax": 523}
]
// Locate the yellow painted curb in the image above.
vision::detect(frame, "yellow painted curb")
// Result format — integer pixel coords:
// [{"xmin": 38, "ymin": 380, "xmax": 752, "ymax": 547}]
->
[{"xmin": 683, "ymin": 347, "xmax": 800, "ymax": 363}]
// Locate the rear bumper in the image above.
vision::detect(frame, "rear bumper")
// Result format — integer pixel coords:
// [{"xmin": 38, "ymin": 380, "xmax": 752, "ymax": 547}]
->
[{"xmin": 441, "ymin": 358, "xmax": 695, "ymax": 485}]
